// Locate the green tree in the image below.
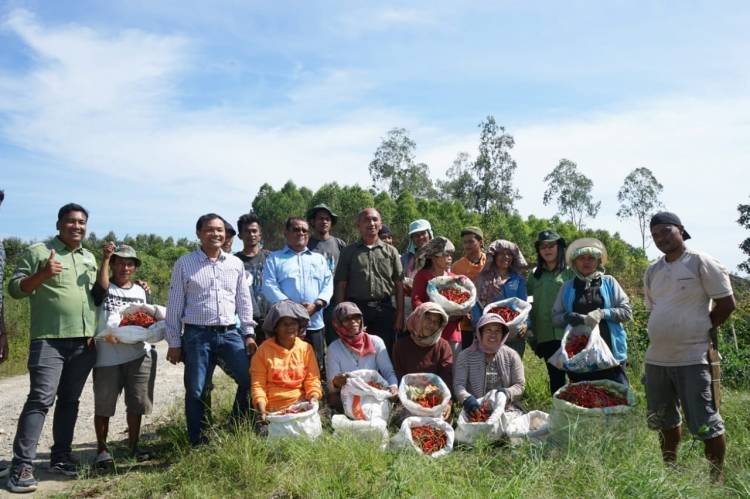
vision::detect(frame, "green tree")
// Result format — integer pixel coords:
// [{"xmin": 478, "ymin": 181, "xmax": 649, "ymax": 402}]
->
[
  {"xmin": 252, "ymin": 181, "xmax": 308, "ymax": 249},
  {"xmin": 616, "ymin": 167, "xmax": 664, "ymax": 251},
  {"xmin": 542, "ymin": 159, "xmax": 601, "ymax": 231},
  {"xmin": 368, "ymin": 128, "xmax": 437, "ymax": 199},
  {"xmin": 438, "ymin": 152, "xmax": 478, "ymax": 209},
  {"xmin": 738, "ymin": 197, "xmax": 750, "ymax": 273},
  {"xmin": 472, "ymin": 116, "xmax": 520, "ymax": 214}
]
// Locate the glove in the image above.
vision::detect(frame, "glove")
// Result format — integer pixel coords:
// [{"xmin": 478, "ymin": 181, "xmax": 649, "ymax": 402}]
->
[
  {"xmin": 564, "ymin": 312, "xmax": 586, "ymax": 326},
  {"xmin": 584, "ymin": 309, "xmax": 603, "ymax": 327},
  {"xmin": 462, "ymin": 396, "xmax": 481, "ymax": 415}
]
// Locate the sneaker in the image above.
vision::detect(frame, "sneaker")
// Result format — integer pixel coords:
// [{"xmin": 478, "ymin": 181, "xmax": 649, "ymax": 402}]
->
[
  {"xmin": 7, "ymin": 464, "xmax": 38, "ymax": 493},
  {"xmin": 49, "ymin": 459, "xmax": 79, "ymax": 477}
]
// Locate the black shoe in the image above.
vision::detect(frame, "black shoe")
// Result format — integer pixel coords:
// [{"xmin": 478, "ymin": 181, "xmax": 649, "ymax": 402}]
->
[
  {"xmin": 7, "ymin": 464, "xmax": 38, "ymax": 493},
  {"xmin": 49, "ymin": 459, "xmax": 79, "ymax": 477},
  {"xmin": 0, "ymin": 462, "xmax": 10, "ymax": 479}
]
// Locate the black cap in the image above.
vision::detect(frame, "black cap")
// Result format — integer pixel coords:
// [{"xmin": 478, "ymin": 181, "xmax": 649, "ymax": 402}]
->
[
  {"xmin": 378, "ymin": 224, "xmax": 392, "ymax": 237},
  {"xmin": 224, "ymin": 222, "xmax": 237, "ymax": 238},
  {"xmin": 650, "ymin": 211, "xmax": 691, "ymax": 240},
  {"xmin": 535, "ymin": 230, "xmax": 565, "ymax": 248}
]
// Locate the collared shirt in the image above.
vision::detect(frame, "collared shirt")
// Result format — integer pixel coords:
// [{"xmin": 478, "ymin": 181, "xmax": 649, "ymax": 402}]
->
[
  {"xmin": 261, "ymin": 245, "xmax": 333, "ymax": 331},
  {"xmin": 334, "ymin": 239, "xmax": 403, "ymax": 302},
  {"xmin": 9, "ymin": 237, "xmax": 97, "ymax": 340},
  {"xmin": 165, "ymin": 249, "xmax": 255, "ymax": 348},
  {"xmin": 235, "ymin": 249, "xmax": 270, "ymax": 321}
]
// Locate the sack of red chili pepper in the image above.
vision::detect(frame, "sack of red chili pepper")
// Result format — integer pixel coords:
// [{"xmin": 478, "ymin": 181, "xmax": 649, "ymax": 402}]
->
[
  {"xmin": 266, "ymin": 400, "xmax": 323, "ymax": 439},
  {"xmin": 426, "ymin": 275, "xmax": 477, "ymax": 316},
  {"xmin": 391, "ymin": 417, "xmax": 455, "ymax": 457},
  {"xmin": 547, "ymin": 324, "xmax": 618, "ymax": 373},
  {"xmin": 340, "ymin": 369, "xmax": 393, "ymax": 422},
  {"xmin": 482, "ymin": 298, "xmax": 531, "ymax": 340},
  {"xmin": 97, "ymin": 304, "xmax": 167, "ymax": 345},
  {"xmin": 549, "ymin": 380, "xmax": 636, "ymax": 446},
  {"xmin": 455, "ymin": 389, "xmax": 507, "ymax": 444},
  {"xmin": 398, "ymin": 373, "xmax": 452, "ymax": 418}
]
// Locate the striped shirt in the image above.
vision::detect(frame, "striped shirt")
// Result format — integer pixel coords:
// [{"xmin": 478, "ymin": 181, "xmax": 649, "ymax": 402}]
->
[
  {"xmin": 453, "ymin": 346, "xmax": 525, "ymax": 403},
  {"xmin": 165, "ymin": 249, "xmax": 255, "ymax": 348}
]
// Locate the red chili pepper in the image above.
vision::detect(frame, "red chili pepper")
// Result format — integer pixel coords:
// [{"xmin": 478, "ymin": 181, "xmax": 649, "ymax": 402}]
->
[
  {"xmin": 565, "ymin": 335, "xmax": 589, "ymax": 357},
  {"xmin": 468, "ymin": 404, "xmax": 492, "ymax": 423},
  {"xmin": 438, "ymin": 288, "xmax": 471, "ymax": 304},
  {"xmin": 411, "ymin": 425, "xmax": 448, "ymax": 455},
  {"xmin": 119, "ymin": 311, "xmax": 156, "ymax": 328},
  {"xmin": 557, "ymin": 383, "xmax": 628, "ymax": 408},
  {"xmin": 488, "ymin": 306, "xmax": 519, "ymax": 322},
  {"xmin": 366, "ymin": 380, "xmax": 387, "ymax": 390}
]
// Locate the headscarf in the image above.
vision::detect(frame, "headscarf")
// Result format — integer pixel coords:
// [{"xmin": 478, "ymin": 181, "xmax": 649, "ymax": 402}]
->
[
  {"xmin": 405, "ymin": 219, "xmax": 433, "ymax": 255},
  {"xmin": 565, "ymin": 238, "xmax": 607, "ymax": 285},
  {"xmin": 263, "ymin": 300, "xmax": 310, "ymax": 337},
  {"xmin": 332, "ymin": 302, "xmax": 376, "ymax": 357},
  {"xmin": 473, "ymin": 313, "xmax": 510, "ymax": 354},
  {"xmin": 406, "ymin": 302, "xmax": 449, "ymax": 347},
  {"xmin": 413, "ymin": 236, "xmax": 455, "ymax": 275},
  {"xmin": 477, "ymin": 239, "xmax": 528, "ymax": 305}
]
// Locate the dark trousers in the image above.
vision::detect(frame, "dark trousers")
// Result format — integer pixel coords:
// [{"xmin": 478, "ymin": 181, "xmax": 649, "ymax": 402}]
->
[
  {"xmin": 534, "ymin": 340, "xmax": 569, "ymax": 395},
  {"xmin": 352, "ymin": 300, "xmax": 396, "ymax": 354},
  {"xmin": 506, "ymin": 338, "xmax": 526, "ymax": 358},
  {"xmin": 304, "ymin": 328, "xmax": 326, "ymax": 382},
  {"xmin": 569, "ymin": 364, "xmax": 629, "ymax": 386},
  {"xmin": 12, "ymin": 338, "xmax": 97, "ymax": 467},
  {"xmin": 461, "ymin": 329, "xmax": 475, "ymax": 350}
]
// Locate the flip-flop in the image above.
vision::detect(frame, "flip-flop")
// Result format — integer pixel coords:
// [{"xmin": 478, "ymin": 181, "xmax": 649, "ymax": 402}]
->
[
  {"xmin": 132, "ymin": 448, "xmax": 153, "ymax": 462},
  {"xmin": 94, "ymin": 451, "xmax": 114, "ymax": 471}
]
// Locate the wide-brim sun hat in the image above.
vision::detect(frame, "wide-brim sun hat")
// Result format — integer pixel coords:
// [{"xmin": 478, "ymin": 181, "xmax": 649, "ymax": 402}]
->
[{"xmin": 565, "ymin": 237, "xmax": 608, "ymax": 268}]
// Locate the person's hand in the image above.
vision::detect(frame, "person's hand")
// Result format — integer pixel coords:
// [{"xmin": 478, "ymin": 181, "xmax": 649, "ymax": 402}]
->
[
  {"xmin": 0, "ymin": 333, "xmax": 9, "ymax": 364},
  {"xmin": 516, "ymin": 323, "xmax": 528, "ymax": 338},
  {"xmin": 564, "ymin": 312, "xmax": 586, "ymax": 327},
  {"xmin": 309, "ymin": 395, "xmax": 319, "ymax": 405},
  {"xmin": 244, "ymin": 337, "xmax": 257, "ymax": 356},
  {"xmin": 256, "ymin": 402, "xmax": 267, "ymax": 421},
  {"xmin": 585, "ymin": 309, "xmax": 603, "ymax": 327},
  {"xmin": 394, "ymin": 310, "xmax": 404, "ymax": 332},
  {"xmin": 102, "ymin": 241, "xmax": 115, "ymax": 260},
  {"xmin": 167, "ymin": 347, "xmax": 182, "ymax": 364},
  {"xmin": 389, "ymin": 385, "xmax": 398, "ymax": 397},
  {"xmin": 302, "ymin": 302, "xmax": 317, "ymax": 316},
  {"xmin": 332, "ymin": 373, "xmax": 349, "ymax": 390},
  {"xmin": 43, "ymin": 250, "xmax": 63, "ymax": 279},
  {"xmin": 462, "ymin": 395, "xmax": 480, "ymax": 415},
  {"xmin": 442, "ymin": 402, "xmax": 452, "ymax": 421},
  {"xmin": 135, "ymin": 280, "xmax": 151, "ymax": 294}
]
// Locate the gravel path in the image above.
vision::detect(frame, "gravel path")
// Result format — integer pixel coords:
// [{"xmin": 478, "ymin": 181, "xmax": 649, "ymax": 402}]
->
[{"xmin": 0, "ymin": 342, "xmax": 185, "ymax": 497}]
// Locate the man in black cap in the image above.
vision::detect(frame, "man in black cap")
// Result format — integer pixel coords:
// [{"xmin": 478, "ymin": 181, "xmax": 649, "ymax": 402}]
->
[
  {"xmin": 643, "ymin": 211, "xmax": 735, "ymax": 480},
  {"xmin": 378, "ymin": 224, "xmax": 394, "ymax": 246},
  {"xmin": 307, "ymin": 204, "xmax": 346, "ymax": 345}
]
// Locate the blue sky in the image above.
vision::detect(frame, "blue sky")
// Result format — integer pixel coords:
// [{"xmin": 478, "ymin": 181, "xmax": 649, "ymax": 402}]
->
[{"xmin": 1, "ymin": 1, "xmax": 749, "ymax": 272}]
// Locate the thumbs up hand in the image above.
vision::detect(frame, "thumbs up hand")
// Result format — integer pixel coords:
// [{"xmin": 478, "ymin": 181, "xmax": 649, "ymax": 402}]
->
[{"xmin": 44, "ymin": 249, "xmax": 63, "ymax": 278}]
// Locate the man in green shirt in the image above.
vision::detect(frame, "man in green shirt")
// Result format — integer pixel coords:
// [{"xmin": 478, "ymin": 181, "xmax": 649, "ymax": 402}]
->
[{"xmin": 6, "ymin": 203, "xmax": 98, "ymax": 493}]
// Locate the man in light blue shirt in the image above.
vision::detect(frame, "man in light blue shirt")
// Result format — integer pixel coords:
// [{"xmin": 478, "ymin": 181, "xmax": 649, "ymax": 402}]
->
[{"xmin": 262, "ymin": 217, "xmax": 333, "ymax": 376}]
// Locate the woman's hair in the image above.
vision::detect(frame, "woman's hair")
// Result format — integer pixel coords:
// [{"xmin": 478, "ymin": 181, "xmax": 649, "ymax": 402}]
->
[{"xmin": 532, "ymin": 240, "xmax": 567, "ymax": 279}]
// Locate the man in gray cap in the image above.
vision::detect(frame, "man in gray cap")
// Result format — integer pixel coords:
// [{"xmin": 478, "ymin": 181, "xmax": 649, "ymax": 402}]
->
[
  {"xmin": 644, "ymin": 211, "xmax": 735, "ymax": 480},
  {"xmin": 91, "ymin": 243, "xmax": 156, "ymax": 470}
]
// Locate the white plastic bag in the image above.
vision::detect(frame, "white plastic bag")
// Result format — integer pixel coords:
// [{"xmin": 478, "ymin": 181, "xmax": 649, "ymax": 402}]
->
[
  {"xmin": 547, "ymin": 324, "xmax": 618, "ymax": 373},
  {"xmin": 483, "ymin": 298, "xmax": 531, "ymax": 339},
  {"xmin": 503, "ymin": 410, "xmax": 550, "ymax": 445},
  {"xmin": 548, "ymin": 380, "xmax": 636, "ymax": 446},
  {"xmin": 266, "ymin": 401, "xmax": 323, "ymax": 439},
  {"xmin": 454, "ymin": 390, "xmax": 507, "ymax": 444},
  {"xmin": 331, "ymin": 415, "xmax": 389, "ymax": 448},
  {"xmin": 97, "ymin": 304, "xmax": 168, "ymax": 344},
  {"xmin": 390, "ymin": 416, "xmax": 454, "ymax": 458},
  {"xmin": 427, "ymin": 275, "xmax": 477, "ymax": 317},
  {"xmin": 398, "ymin": 373, "xmax": 452, "ymax": 418},
  {"xmin": 341, "ymin": 369, "xmax": 393, "ymax": 422}
]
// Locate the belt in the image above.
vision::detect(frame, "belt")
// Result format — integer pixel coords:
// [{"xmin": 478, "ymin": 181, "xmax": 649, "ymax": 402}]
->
[
  {"xmin": 352, "ymin": 298, "xmax": 392, "ymax": 308},
  {"xmin": 185, "ymin": 324, "xmax": 236, "ymax": 333}
]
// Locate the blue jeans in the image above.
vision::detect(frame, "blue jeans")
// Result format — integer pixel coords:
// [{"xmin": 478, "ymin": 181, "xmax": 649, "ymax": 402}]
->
[
  {"xmin": 182, "ymin": 326, "xmax": 250, "ymax": 445},
  {"xmin": 12, "ymin": 338, "xmax": 97, "ymax": 467}
]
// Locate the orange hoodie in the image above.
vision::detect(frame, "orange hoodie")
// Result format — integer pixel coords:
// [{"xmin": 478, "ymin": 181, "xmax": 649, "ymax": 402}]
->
[{"xmin": 250, "ymin": 337, "xmax": 323, "ymax": 412}]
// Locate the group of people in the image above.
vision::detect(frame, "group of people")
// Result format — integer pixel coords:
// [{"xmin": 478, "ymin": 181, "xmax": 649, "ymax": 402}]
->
[{"xmin": 0, "ymin": 192, "xmax": 736, "ymax": 492}]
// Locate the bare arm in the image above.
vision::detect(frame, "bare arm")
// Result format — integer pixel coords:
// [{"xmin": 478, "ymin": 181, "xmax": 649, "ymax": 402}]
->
[
  {"xmin": 710, "ymin": 295, "xmax": 736, "ymax": 329},
  {"xmin": 335, "ymin": 280, "xmax": 348, "ymax": 304}
]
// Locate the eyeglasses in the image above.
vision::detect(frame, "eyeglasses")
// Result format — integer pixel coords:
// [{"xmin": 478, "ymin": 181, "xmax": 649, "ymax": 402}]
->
[{"xmin": 291, "ymin": 227, "xmax": 309, "ymax": 233}]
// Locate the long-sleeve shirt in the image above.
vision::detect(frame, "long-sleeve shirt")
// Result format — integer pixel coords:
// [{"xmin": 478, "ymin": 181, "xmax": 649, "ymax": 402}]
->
[
  {"xmin": 453, "ymin": 346, "xmax": 525, "ymax": 403},
  {"xmin": 325, "ymin": 334, "xmax": 398, "ymax": 391},
  {"xmin": 262, "ymin": 246, "xmax": 333, "ymax": 331},
  {"xmin": 9, "ymin": 237, "xmax": 97, "ymax": 340},
  {"xmin": 411, "ymin": 268, "xmax": 462, "ymax": 343},
  {"xmin": 392, "ymin": 335, "xmax": 453, "ymax": 388},
  {"xmin": 250, "ymin": 337, "xmax": 322, "ymax": 412},
  {"xmin": 165, "ymin": 249, "xmax": 255, "ymax": 348}
]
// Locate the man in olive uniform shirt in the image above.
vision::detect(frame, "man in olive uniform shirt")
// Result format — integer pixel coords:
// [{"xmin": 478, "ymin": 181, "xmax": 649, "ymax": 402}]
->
[
  {"xmin": 334, "ymin": 208, "xmax": 404, "ymax": 353},
  {"xmin": 6, "ymin": 203, "xmax": 98, "ymax": 492}
]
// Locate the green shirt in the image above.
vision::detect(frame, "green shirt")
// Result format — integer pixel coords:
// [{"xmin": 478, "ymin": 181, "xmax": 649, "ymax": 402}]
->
[
  {"xmin": 9, "ymin": 237, "xmax": 97, "ymax": 340},
  {"xmin": 527, "ymin": 267, "xmax": 575, "ymax": 344},
  {"xmin": 334, "ymin": 239, "xmax": 403, "ymax": 302}
]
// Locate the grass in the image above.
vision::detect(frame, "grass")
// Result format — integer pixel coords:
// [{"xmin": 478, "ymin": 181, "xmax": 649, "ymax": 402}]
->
[
  {"xmin": 0, "ymin": 290, "xmax": 30, "ymax": 378},
  {"xmin": 63, "ymin": 355, "xmax": 750, "ymax": 499}
]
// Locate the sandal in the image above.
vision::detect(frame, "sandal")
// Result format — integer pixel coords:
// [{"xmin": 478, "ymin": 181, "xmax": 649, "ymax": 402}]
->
[
  {"xmin": 94, "ymin": 451, "xmax": 114, "ymax": 472},
  {"xmin": 131, "ymin": 447, "xmax": 153, "ymax": 462}
]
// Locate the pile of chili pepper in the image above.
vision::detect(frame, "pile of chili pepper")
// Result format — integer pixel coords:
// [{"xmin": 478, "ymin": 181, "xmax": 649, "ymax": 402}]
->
[
  {"xmin": 488, "ymin": 306, "xmax": 519, "ymax": 322},
  {"xmin": 274, "ymin": 404, "xmax": 309, "ymax": 416},
  {"xmin": 119, "ymin": 311, "xmax": 156, "ymax": 328},
  {"xmin": 468, "ymin": 404, "xmax": 492, "ymax": 423},
  {"xmin": 366, "ymin": 380, "xmax": 387, "ymax": 391},
  {"xmin": 411, "ymin": 425, "xmax": 448, "ymax": 455},
  {"xmin": 557, "ymin": 383, "xmax": 628, "ymax": 408},
  {"xmin": 438, "ymin": 287, "xmax": 471, "ymax": 304},
  {"xmin": 565, "ymin": 335, "xmax": 589, "ymax": 357},
  {"xmin": 407, "ymin": 384, "xmax": 443, "ymax": 408}
]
